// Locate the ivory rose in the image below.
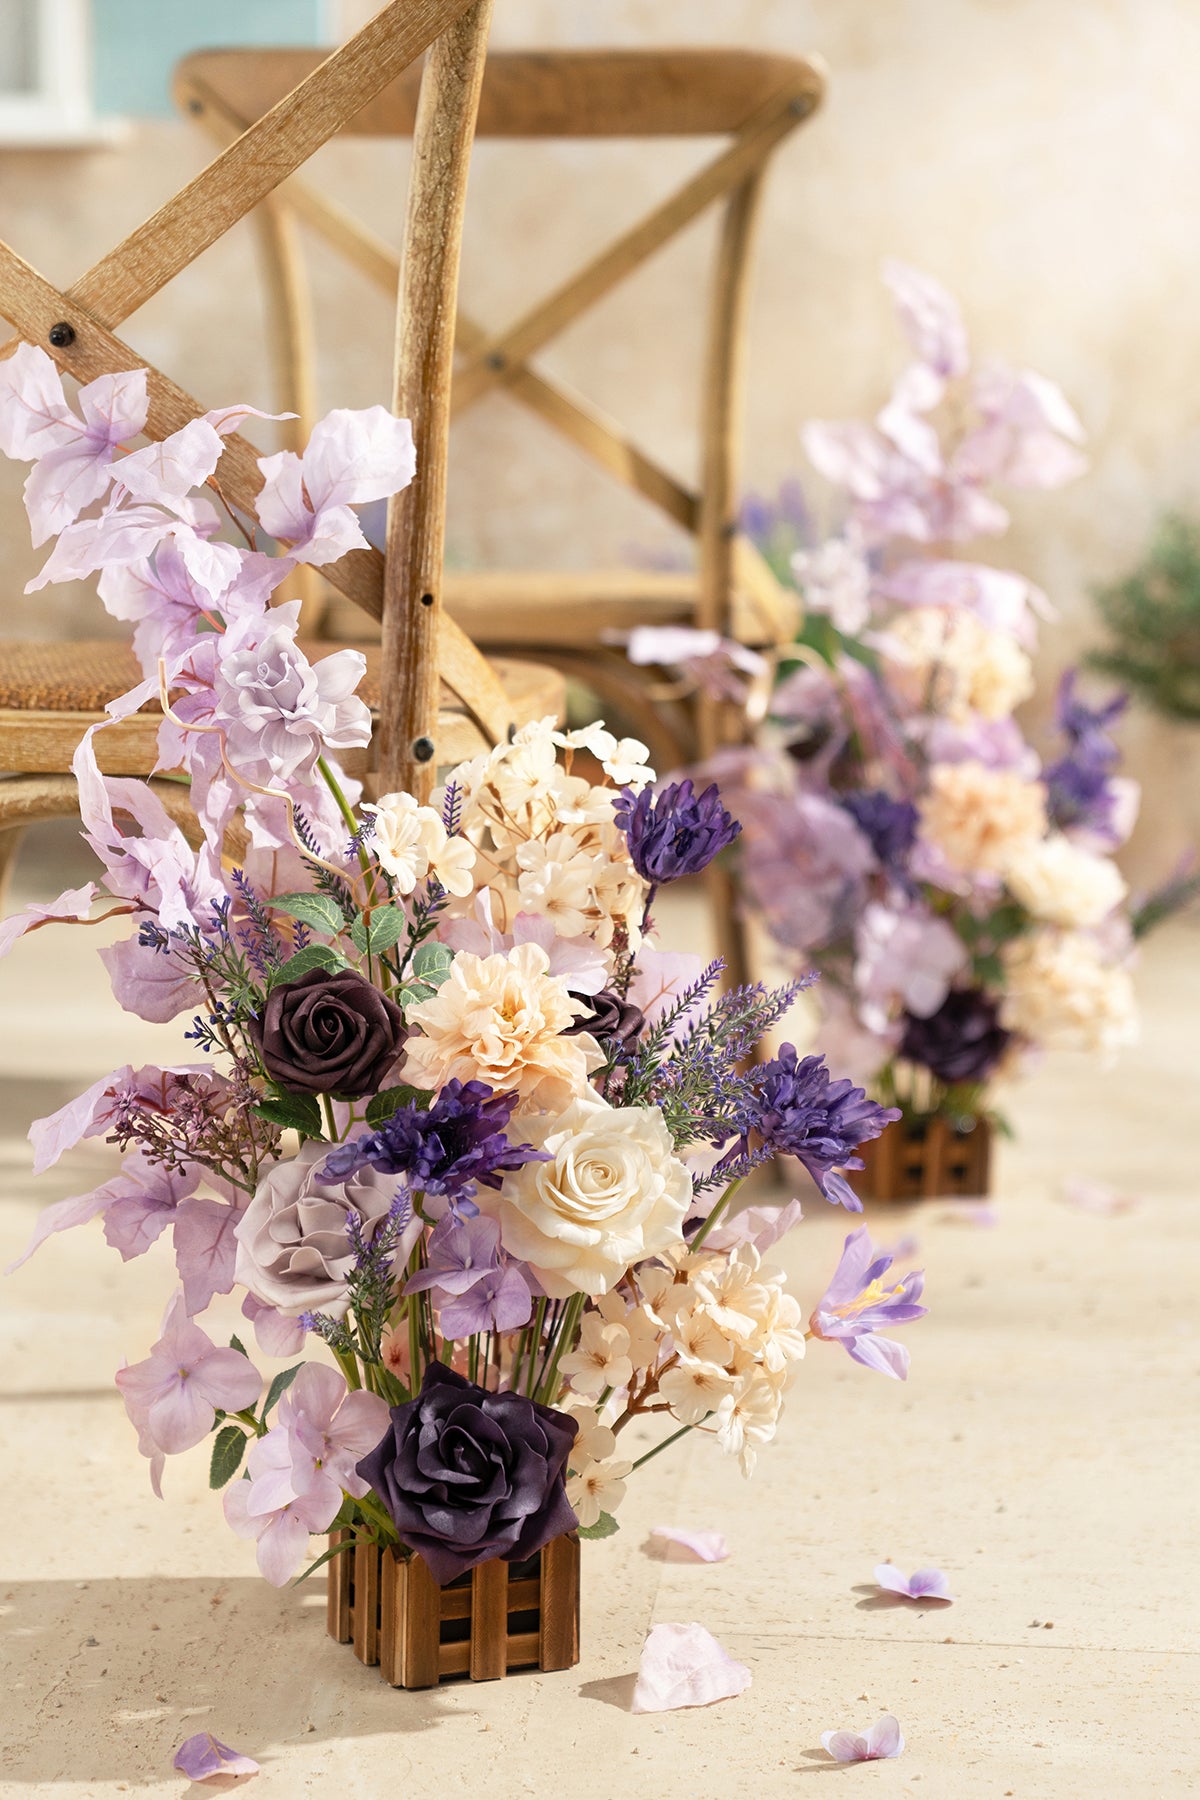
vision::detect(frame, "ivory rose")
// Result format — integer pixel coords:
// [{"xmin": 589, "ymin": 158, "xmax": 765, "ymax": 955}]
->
[
  {"xmin": 1001, "ymin": 929, "xmax": 1138, "ymax": 1057},
  {"xmin": 402, "ymin": 941, "xmax": 602, "ymax": 1111},
  {"xmin": 486, "ymin": 1095, "xmax": 691, "ymax": 1297}
]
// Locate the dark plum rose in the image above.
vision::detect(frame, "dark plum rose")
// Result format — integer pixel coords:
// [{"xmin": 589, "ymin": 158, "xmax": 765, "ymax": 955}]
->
[
  {"xmin": 562, "ymin": 988, "xmax": 645, "ymax": 1050},
  {"xmin": 899, "ymin": 988, "xmax": 1011, "ymax": 1087},
  {"xmin": 358, "ymin": 1362, "xmax": 578, "ymax": 1584},
  {"xmin": 249, "ymin": 966, "xmax": 404, "ymax": 1098}
]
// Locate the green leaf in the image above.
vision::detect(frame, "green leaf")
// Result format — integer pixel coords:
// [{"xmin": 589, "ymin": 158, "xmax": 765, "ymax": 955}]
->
[
  {"xmin": 268, "ymin": 943, "xmax": 351, "ymax": 987},
  {"xmin": 253, "ymin": 1091, "xmax": 324, "ymax": 1138},
  {"xmin": 209, "ymin": 1424, "xmax": 248, "ymax": 1489},
  {"xmin": 261, "ymin": 1361, "xmax": 304, "ymax": 1421},
  {"xmin": 399, "ymin": 982, "xmax": 435, "ymax": 1010},
  {"xmin": 576, "ymin": 1512, "xmax": 619, "ymax": 1541},
  {"xmin": 350, "ymin": 906, "xmax": 408, "ymax": 955},
  {"xmin": 228, "ymin": 1333, "xmax": 249, "ymax": 1358},
  {"xmin": 365, "ymin": 1083, "xmax": 434, "ymax": 1127},
  {"xmin": 291, "ymin": 1535, "xmax": 357, "ymax": 1588},
  {"xmin": 411, "ymin": 942, "xmax": 454, "ymax": 986},
  {"xmin": 271, "ymin": 891, "xmax": 347, "ymax": 936}
]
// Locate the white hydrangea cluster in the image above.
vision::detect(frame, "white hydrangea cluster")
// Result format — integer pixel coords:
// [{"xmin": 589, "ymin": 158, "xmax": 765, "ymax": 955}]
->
[{"xmin": 433, "ymin": 718, "xmax": 651, "ymax": 954}]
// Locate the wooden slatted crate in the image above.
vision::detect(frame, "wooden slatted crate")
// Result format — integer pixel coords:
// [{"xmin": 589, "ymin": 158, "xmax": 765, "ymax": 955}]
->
[
  {"xmin": 326, "ymin": 1530, "xmax": 580, "ymax": 1687},
  {"xmin": 848, "ymin": 1114, "xmax": 991, "ymax": 1203}
]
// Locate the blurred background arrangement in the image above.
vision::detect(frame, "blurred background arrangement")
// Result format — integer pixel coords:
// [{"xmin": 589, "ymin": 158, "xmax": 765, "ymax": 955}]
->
[{"xmin": 4, "ymin": 1, "xmax": 1200, "ymax": 884}]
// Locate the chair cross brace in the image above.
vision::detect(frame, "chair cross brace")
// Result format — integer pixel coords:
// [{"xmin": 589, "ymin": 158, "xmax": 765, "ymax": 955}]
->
[{"xmin": 0, "ymin": 0, "xmax": 513, "ymax": 746}]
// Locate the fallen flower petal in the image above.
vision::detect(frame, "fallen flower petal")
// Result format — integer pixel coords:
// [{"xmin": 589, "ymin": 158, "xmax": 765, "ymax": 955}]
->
[
  {"xmin": 172, "ymin": 1732, "xmax": 260, "ymax": 1780},
  {"xmin": 650, "ymin": 1526, "xmax": 730, "ymax": 1563},
  {"xmin": 874, "ymin": 1562, "xmax": 953, "ymax": 1602},
  {"xmin": 936, "ymin": 1199, "xmax": 999, "ymax": 1228},
  {"xmin": 1059, "ymin": 1175, "xmax": 1140, "ymax": 1215},
  {"xmin": 631, "ymin": 1621, "xmax": 751, "ymax": 1712},
  {"xmin": 821, "ymin": 1714, "xmax": 905, "ymax": 1762}
]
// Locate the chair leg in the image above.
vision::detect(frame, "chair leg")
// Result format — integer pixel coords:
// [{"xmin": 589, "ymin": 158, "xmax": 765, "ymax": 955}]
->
[{"xmin": 0, "ymin": 824, "xmax": 27, "ymax": 912}]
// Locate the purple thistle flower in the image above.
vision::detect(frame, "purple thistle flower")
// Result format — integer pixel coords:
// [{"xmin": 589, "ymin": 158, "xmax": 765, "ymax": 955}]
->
[
  {"xmin": 810, "ymin": 1225, "xmax": 927, "ymax": 1379},
  {"xmin": 405, "ymin": 1213, "xmax": 532, "ymax": 1337},
  {"xmin": 320, "ymin": 1080, "xmax": 546, "ymax": 1213},
  {"xmin": 898, "ymin": 987, "xmax": 1011, "ymax": 1086},
  {"xmin": 744, "ymin": 1047, "xmax": 900, "ymax": 1211},
  {"xmin": 614, "ymin": 779, "xmax": 741, "ymax": 886},
  {"xmin": 839, "ymin": 789, "xmax": 918, "ymax": 872}
]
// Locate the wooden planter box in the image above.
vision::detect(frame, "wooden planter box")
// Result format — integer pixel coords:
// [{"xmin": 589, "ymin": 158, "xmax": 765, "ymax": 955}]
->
[
  {"xmin": 849, "ymin": 1113, "xmax": 991, "ymax": 1202},
  {"xmin": 326, "ymin": 1530, "xmax": 580, "ymax": 1688}
]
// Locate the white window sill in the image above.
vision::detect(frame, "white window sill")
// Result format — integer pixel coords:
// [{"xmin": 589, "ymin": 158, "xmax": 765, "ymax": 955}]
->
[{"xmin": 0, "ymin": 113, "xmax": 128, "ymax": 148}]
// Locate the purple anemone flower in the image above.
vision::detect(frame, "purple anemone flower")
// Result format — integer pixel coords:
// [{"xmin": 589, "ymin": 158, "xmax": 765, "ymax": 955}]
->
[
  {"xmin": 899, "ymin": 987, "xmax": 1011, "ymax": 1086},
  {"xmin": 839, "ymin": 789, "xmax": 918, "ymax": 873},
  {"xmin": 810, "ymin": 1225, "xmax": 927, "ymax": 1378},
  {"xmin": 404, "ymin": 1213, "xmax": 533, "ymax": 1337},
  {"xmin": 614, "ymin": 779, "xmax": 741, "ymax": 886},
  {"xmin": 320, "ymin": 1079, "xmax": 546, "ymax": 1214},
  {"xmin": 745, "ymin": 1047, "xmax": 900, "ymax": 1211}
]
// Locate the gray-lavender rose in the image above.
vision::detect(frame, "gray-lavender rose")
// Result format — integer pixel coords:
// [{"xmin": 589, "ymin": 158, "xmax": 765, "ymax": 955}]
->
[
  {"xmin": 234, "ymin": 1143, "xmax": 409, "ymax": 1318},
  {"xmin": 358, "ymin": 1362, "xmax": 578, "ymax": 1585}
]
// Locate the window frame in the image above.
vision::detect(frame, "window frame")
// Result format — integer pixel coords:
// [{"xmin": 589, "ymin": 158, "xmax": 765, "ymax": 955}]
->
[{"xmin": 0, "ymin": 0, "xmax": 114, "ymax": 147}]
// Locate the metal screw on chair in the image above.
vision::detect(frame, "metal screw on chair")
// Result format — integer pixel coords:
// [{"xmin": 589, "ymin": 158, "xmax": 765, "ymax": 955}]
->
[
  {"xmin": 420, "ymin": 592, "xmax": 435, "ymax": 607},
  {"xmin": 485, "ymin": 351, "xmax": 507, "ymax": 371},
  {"xmin": 789, "ymin": 95, "xmax": 812, "ymax": 118},
  {"xmin": 412, "ymin": 736, "xmax": 436, "ymax": 763},
  {"xmin": 48, "ymin": 322, "xmax": 76, "ymax": 348}
]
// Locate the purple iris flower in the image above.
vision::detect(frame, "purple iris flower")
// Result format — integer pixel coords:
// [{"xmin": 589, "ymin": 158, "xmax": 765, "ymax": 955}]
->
[
  {"xmin": 1045, "ymin": 670, "xmax": 1129, "ymax": 837},
  {"xmin": 745, "ymin": 1047, "xmax": 900, "ymax": 1211},
  {"xmin": 405, "ymin": 1213, "xmax": 533, "ymax": 1337},
  {"xmin": 839, "ymin": 789, "xmax": 918, "ymax": 873},
  {"xmin": 810, "ymin": 1226, "xmax": 927, "ymax": 1379},
  {"xmin": 320, "ymin": 1080, "xmax": 546, "ymax": 1214},
  {"xmin": 1055, "ymin": 668, "xmax": 1127, "ymax": 757},
  {"xmin": 899, "ymin": 987, "xmax": 1011, "ymax": 1085},
  {"xmin": 614, "ymin": 779, "xmax": 741, "ymax": 886}
]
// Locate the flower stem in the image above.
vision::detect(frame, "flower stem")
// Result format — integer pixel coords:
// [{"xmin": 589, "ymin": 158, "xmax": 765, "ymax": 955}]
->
[
  {"xmin": 525, "ymin": 1297, "xmax": 548, "ymax": 1397},
  {"xmin": 630, "ymin": 1422, "xmax": 695, "ymax": 1472},
  {"xmin": 333, "ymin": 1347, "xmax": 362, "ymax": 1391},
  {"xmin": 689, "ymin": 1177, "xmax": 744, "ymax": 1252},
  {"xmin": 536, "ymin": 1292, "xmax": 585, "ymax": 1405},
  {"xmin": 321, "ymin": 1094, "xmax": 338, "ymax": 1142}
]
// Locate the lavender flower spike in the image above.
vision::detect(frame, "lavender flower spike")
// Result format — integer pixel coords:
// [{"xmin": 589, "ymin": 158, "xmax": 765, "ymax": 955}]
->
[
  {"xmin": 745, "ymin": 1047, "xmax": 899, "ymax": 1211},
  {"xmin": 810, "ymin": 1225, "xmax": 927, "ymax": 1379},
  {"xmin": 614, "ymin": 778, "xmax": 741, "ymax": 885}
]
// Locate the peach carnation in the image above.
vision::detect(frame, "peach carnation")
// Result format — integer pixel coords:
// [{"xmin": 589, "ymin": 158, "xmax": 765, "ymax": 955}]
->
[
  {"xmin": 401, "ymin": 941, "xmax": 601, "ymax": 1111},
  {"xmin": 919, "ymin": 760, "xmax": 1046, "ymax": 876},
  {"xmin": 885, "ymin": 606, "xmax": 1034, "ymax": 721}
]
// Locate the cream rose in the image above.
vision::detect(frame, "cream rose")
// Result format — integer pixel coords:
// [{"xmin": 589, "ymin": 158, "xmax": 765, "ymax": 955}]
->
[
  {"xmin": 402, "ymin": 941, "xmax": 602, "ymax": 1111},
  {"xmin": 1003, "ymin": 833, "xmax": 1127, "ymax": 927},
  {"xmin": 486, "ymin": 1095, "xmax": 691, "ymax": 1297}
]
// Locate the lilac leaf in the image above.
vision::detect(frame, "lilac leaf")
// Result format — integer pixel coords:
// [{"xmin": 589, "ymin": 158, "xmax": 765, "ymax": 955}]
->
[{"xmin": 173, "ymin": 1197, "xmax": 241, "ymax": 1316}]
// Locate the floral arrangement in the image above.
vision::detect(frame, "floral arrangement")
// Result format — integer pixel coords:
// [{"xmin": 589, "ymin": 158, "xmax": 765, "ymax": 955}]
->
[
  {"xmin": 696, "ymin": 264, "xmax": 1189, "ymax": 1130},
  {"xmin": 0, "ymin": 347, "xmax": 914, "ymax": 1595}
]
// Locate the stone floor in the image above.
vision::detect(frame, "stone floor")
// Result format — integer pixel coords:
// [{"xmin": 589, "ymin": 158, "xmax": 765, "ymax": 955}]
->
[{"xmin": 1, "ymin": 824, "xmax": 1197, "ymax": 1798}]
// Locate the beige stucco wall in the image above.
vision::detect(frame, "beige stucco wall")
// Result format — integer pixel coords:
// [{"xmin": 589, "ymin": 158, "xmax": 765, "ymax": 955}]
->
[{"xmin": 3, "ymin": 0, "xmax": 1200, "ymax": 877}]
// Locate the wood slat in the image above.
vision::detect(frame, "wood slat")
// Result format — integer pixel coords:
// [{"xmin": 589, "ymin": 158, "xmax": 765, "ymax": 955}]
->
[
  {"xmin": 506, "ymin": 1630, "xmax": 541, "ymax": 1670},
  {"xmin": 538, "ymin": 1533, "xmax": 580, "ymax": 1673},
  {"xmin": 327, "ymin": 1531, "xmax": 353, "ymax": 1644},
  {"xmin": 401, "ymin": 1553, "xmax": 443, "ymax": 1689},
  {"xmin": 469, "ymin": 1558, "xmax": 509, "ymax": 1680},
  {"xmin": 177, "ymin": 47, "xmax": 824, "ymax": 140},
  {"xmin": 378, "ymin": 1546, "xmax": 404, "ymax": 1686},
  {"xmin": 352, "ymin": 1536, "xmax": 381, "ymax": 1666}
]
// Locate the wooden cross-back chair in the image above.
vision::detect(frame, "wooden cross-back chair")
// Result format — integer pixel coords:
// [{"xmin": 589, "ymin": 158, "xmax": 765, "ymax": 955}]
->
[
  {"xmin": 0, "ymin": 0, "xmax": 563, "ymax": 905},
  {"xmin": 173, "ymin": 45, "xmax": 826, "ymax": 776}
]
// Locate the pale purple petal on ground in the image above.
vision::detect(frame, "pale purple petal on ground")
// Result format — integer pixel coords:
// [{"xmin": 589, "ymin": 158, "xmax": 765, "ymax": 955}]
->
[
  {"xmin": 172, "ymin": 1732, "xmax": 259, "ymax": 1781},
  {"xmin": 631, "ymin": 1622, "xmax": 751, "ymax": 1712},
  {"xmin": 650, "ymin": 1527, "xmax": 730, "ymax": 1563},
  {"xmin": 936, "ymin": 1199, "xmax": 999, "ymax": 1227},
  {"xmin": 821, "ymin": 1714, "xmax": 905, "ymax": 1762},
  {"xmin": 875, "ymin": 1562, "xmax": 953, "ymax": 1601},
  {"xmin": 1059, "ymin": 1175, "xmax": 1141, "ymax": 1215}
]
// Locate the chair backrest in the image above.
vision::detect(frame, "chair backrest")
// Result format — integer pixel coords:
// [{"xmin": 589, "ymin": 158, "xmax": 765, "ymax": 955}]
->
[
  {"xmin": 174, "ymin": 46, "xmax": 826, "ymax": 650},
  {"xmin": 0, "ymin": 0, "xmax": 506, "ymax": 800}
]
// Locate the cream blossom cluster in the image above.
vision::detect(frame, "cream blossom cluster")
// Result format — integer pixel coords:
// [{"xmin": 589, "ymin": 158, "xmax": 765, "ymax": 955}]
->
[
  {"xmin": 638, "ymin": 1245, "xmax": 807, "ymax": 1477},
  {"xmin": 1002, "ymin": 832, "xmax": 1127, "ymax": 928},
  {"xmin": 402, "ymin": 940, "xmax": 601, "ymax": 1111},
  {"xmin": 486, "ymin": 1095, "xmax": 692, "ymax": 1297},
  {"xmin": 434, "ymin": 718, "xmax": 649, "ymax": 956},
  {"xmin": 918, "ymin": 760, "xmax": 1047, "ymax": 876},
  {"xmin": 562, "ymin": 1399, "xmax": 634, "ymax": 1529},
  {"xmin": 1001, "ymin": 929, "xmax": 1138, "ymax": 1057},
  {"xmin": 883, "ymin": 605, "xmax": 1034, "ymax": 722},
  {"xmin": 366, "ymin": 791, "xmax": 476, "ymax": 896}
]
